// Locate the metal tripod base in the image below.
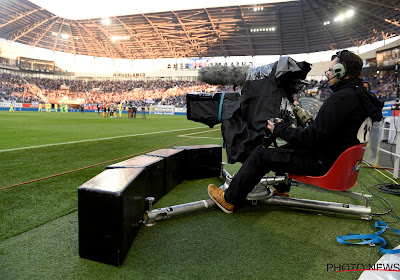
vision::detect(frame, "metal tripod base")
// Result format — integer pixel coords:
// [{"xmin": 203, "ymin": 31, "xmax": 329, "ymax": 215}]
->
[
  {"xmin": 144, "ymin": 191, "xmax": 372, "ymax": 225},
  {"xmin": 144, "ymin": 199, "xmax": 217, "ymax": 226},
  {"xmin": 144, "ymin": 182, "xmax": 274, "ymax": 225},
  {"xmin": 143, "ymin": 167, "xmax": 372, "ymax": 225},
  {"xmin": 259, "ymin": 195, "xmax": 372, "ymax": 220}
]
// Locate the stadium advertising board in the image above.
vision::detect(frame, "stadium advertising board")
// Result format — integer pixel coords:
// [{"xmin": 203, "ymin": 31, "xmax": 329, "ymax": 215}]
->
[
  {"xmin": 376, "ymin": 46, "xmax": 399, "ymax": 69},
  {"xmin": 83, "ymin": 105, "xmax": 98, "ymax": 110},
  {"xmin": 149, "ymin": 105, "xmax": 174, "ymax": 115},
  {"xmin": 113, "ymin": 72, "xmax": 146, "ymax": 78},
  {"xmin": 0, "ymin": 102, "xmax": 188, "ymax": 115},
  {"xmin": 1, "ymin": 101, "xmax": 22, "ymax": 107},
  {"xmin": 174, "ymin": 108, "xmax": 187, "ymax": 113},
  {"xmin": 188, "ymin": 58, "xmax": 211, "ymax": 69}
]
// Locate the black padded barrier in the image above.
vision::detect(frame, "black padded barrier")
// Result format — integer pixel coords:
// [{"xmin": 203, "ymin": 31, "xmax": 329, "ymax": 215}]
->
[
  {"xmin": 146, "ymin": 148, "xmax": 185, "ymax": 195},
  {"xmin": 78, "ymin": 144, "xmax": 222, "ymax": 266},
  {"xmin": 106, "ymin": 155, "xmax": 164, "ymax": 203},
  {"xmin": 173, "ymin": 144, "xmax": 222, "ymax": 179},
  {"xmin": 78, "ymin": 168, "xmax": 146, "ymax": 266}
]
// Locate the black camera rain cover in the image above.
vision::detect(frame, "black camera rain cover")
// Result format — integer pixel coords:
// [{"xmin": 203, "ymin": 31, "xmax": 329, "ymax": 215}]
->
[
  {"xmin": 221, "ymin": 68, "xmax": 283, "ymax": 163},
  {"xmin": 186, "ymin": 91, "xmax": 240, "ymax": 128},
  {"xmin": 187, "ymin": 57, "xmax": 312, "ymax": 164}
]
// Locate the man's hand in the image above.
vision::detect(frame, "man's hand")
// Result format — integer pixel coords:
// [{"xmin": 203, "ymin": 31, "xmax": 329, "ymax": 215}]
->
[{"xmin": 267, "ymin": 120, "xmax": 275, "ymax": 133}]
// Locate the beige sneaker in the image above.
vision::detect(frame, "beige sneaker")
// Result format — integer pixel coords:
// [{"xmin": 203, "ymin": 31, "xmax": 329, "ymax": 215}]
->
[
  {"xmin": 273, "ymin": 189, "xmax": 290, "ymax": 197},
  {"xmin": 208, "ymin": 184, "xmax": 234, "ymax": 214}
]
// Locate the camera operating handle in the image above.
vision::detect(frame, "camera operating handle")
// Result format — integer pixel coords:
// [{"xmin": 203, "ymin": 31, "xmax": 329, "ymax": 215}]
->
[{"xmin": 293, "ymin": 105, "xmax": 314, "ymax": 126}]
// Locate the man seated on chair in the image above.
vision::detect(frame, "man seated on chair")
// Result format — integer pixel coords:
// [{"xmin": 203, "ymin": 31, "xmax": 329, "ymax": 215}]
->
[{"xmin": 208, "ymin": 50, "xmax": 383, "ymax": 214}]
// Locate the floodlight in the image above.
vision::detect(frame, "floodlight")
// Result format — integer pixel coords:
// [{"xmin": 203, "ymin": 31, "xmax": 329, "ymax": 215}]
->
[
  {"xmin": 334, "ymin": 14, "xmax": 345, "ymax": 22},
  {"xmin": 111, "ymin": 35, "xmax": 130, "ymax": 42},
  {"xmin": 102, "ymin": 17, "xmax": 111, "ymax": 25},
  {"xmin": 346, "ymin": 9, "xmax": 354, "ymax": 17}
]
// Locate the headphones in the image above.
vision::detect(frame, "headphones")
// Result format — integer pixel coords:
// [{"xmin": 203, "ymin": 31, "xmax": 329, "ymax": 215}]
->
[{"xmin": 332, "ymin": 50, "xmax": 347, "ymax": 80}]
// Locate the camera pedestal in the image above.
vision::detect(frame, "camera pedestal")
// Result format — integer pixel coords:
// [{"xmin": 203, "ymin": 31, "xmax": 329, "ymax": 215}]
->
[{"xmin": 144, "ymin": 169, "xmax": 372, "ymax": 225}]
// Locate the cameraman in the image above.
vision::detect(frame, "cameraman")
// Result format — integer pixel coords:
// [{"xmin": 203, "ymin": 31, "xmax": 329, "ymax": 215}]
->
[{"xmin": 208, "ymin": 50, "xmax": 383, "ymax": 213}]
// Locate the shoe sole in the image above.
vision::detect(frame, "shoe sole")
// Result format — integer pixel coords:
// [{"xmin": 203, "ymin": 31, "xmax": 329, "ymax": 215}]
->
[{"xmin": 208, "ymin": 187, "xmax": 233, "ymax": 214}]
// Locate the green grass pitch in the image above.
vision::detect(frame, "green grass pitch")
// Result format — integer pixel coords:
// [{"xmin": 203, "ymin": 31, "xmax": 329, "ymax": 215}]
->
[{"xmin": 1, "ymin": 111, "xmax": 399, "ymax": 280}]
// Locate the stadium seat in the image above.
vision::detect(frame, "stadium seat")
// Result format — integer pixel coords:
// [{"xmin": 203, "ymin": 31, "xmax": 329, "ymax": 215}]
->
[{"xmin": 289, "ymin": 143, "xmax": 367, "ymax": 191}]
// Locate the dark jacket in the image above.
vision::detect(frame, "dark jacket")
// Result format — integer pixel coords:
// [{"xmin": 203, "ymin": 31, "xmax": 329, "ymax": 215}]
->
[{"xmin": 273, "ymin": 78, "xmax": 383, "ymax": 165}]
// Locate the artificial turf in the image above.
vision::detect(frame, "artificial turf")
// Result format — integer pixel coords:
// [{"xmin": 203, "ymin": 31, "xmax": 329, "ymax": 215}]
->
[{"xmin": 1, "ymin": 111, "xmax": 400, "ymax": 280}]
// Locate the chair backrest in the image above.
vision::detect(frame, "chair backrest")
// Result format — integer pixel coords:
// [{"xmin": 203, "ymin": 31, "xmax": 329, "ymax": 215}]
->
[
  {"xmin": 289, "ymin": 143, "xmax": 367, "ymax": 191},
  {"xmin": 357, "ymin": 117, "xmax": 372, "ymax": 144}
]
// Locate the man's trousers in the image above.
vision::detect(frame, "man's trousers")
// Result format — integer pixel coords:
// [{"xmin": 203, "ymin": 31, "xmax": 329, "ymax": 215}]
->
[{"xmin": 224, "ymin": 145, "xmax": 332, "ymax": 208}]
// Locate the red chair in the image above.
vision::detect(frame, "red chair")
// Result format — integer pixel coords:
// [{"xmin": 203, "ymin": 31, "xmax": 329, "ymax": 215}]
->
[{"xmin": 288, "ymin": 143, "xmax": 367, "ymax": 191}]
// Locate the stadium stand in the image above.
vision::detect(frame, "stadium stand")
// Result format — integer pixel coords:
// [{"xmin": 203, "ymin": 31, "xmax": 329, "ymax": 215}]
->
[
  {"xmin": 0, "ymin": 73, "xmax": 236, "ymax": 106},
  {"xmin": 2, "ymin": 71, "xmax": 396, "ymax": 107}
]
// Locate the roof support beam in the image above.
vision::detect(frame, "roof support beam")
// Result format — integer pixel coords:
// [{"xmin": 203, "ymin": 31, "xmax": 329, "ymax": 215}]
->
[
  {"xmin": 384, "ymin": 19, "xmax": 400, "ymax": 27},
  {"xmin": 29, "ymin": 17, "xmax": 59, "ymax": 47},
  {"xmin": 113, "ymin": 17, "xmax": 153, "ymax": 59},
  {"xmin": 75, "ymin": 21, "xmax": 115, "ymax": 58},
  {"xmin": 299, "ymin": 4, "xmax": 310, "ymax": 53},
  {"xmin": 172, "ymin": 11, "xmax": 201, "ymax": 57},
  {"xmin": 52, "ymin": 18, "xmax": 65, "ymax": 52},
  {"xmin": 67, "ymin": 20, "xmax": 76, "ymax": 55},
  {"xmin": 358, "ymin": 0, "xmax": 400, "ymax": 10},
  {"xmin": 238, "ymin": 6, "xmax": 255, "ymax": 56},
  {"xmin": 343, "ymin": 3, "xmax": 399, "ymax": 33},
  {"xmin": 303, "ymin": 0, "xmax": 337, "ymax": 49},
  {"xmin": 10, "ymin": 16, "xmax": 58, "ymax": 42},
  {"xmin": 88, "ymin": 19, "xmax": 134, "ymax": 59},
  {"xmin": 142, "ymin": 14, "xmax": 177, "ymax": 57},
  {"xmin": 317, "ymin": 2, "xmax": 365, "ymax": 48},
  {"xmin": 276, "ymin": 5, "xmax": 283, "ymax": 56},
  {"xmin": 204, "ymin": 8, "xmax": 229, "ymax": 57},
  {"xmin": 337, "ymin": 1, "xmax": 399, "ymax": 40},
  {"xmin": 0, "ymin": 7, "xmax": 44, "ymax": 29},
  {"xmin": 73, "ymin": 21, "xmax": 93, "ymax": 56}
]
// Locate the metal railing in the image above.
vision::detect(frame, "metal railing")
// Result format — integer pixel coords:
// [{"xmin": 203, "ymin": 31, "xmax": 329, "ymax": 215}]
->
[{"xmin": 366, "ymin": 112, "xmax": 400, "ymax": 178}]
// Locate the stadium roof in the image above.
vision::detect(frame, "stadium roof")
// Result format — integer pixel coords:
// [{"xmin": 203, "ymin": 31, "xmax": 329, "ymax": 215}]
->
[
  {"xmin": 0, "ymin": 0, "xmax": 398, "ymax": 59},
  {"xmin": 27, "ymin": 0, "xmax": 294, "ymax": 20}
]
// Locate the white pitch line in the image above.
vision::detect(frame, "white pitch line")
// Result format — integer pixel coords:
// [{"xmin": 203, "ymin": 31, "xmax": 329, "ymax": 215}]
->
[
  {"xmin": 180, "ymin": 136, "xmax": 222, "ymax": 140},
  {"xmin": 178, "ymin": 129, "xmax": 220, "ymax": 136},
  {"xmin": 178, "ymin": 129, "xmax": 222, "ymax": 140},
  {"xmin": 0, "ymin": 127, "xmax": 207, "ymax": 153}
]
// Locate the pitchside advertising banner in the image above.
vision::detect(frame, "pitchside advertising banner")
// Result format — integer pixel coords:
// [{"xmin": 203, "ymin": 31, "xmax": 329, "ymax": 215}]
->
[
  {"xmin": 0, "ymin": 101, "xmax": 24, "ymax": 107},
  {"xmin": 0, "ymin": 102, "xmax": 188, "ymax": 115},
  {"xmin": 149, "ymin": 105, "xmax": 175, "ymax": 115},
  {"xmin": 174, "ymin": 108, "xmax": 187, "ymax": 114}
]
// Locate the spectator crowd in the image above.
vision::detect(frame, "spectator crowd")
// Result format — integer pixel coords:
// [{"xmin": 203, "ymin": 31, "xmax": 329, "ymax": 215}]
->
[
  {"xmin": 0, "ymin": 72, "xmax": 397, "ymax": 107},
  {"xmin": 1, "ymin": 74, "xmax": 217, "ymax": 106},
  {"xmin": 295, "ymin": 73, "xmax": 397, "ymax": 101}
]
